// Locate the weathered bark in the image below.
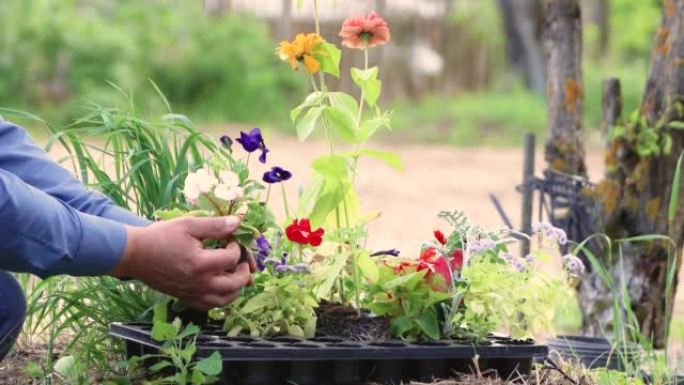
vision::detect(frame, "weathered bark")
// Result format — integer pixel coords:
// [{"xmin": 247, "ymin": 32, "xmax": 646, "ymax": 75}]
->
[
  {"xmin": 601, "ymin": 77, "xmax": 622, "ymax": 138},
  {"xmin": 498, "ymin": 0, "xmax": 546, "ymax": 95},
  {"xmin": 580, "ymin": 0, "xmax": 684, "ymax": 348},
  {"xmin": 544, "ymin": 0, "xmax": 587, "ymax": 177}
]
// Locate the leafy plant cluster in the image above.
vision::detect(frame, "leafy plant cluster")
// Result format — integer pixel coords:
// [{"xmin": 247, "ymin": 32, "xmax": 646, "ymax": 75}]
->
[
  {"xmin": 213, "ymin": 272, "xmax": 318, "ymax": 338},
  {"xmin": 127, "ymin": 302, "xmax": 223, "ymax": 385}
]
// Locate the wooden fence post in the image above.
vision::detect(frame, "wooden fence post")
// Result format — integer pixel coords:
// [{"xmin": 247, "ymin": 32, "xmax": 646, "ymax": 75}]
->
[{"xmin": 521, "ymin": 133, "xmax": 536, "ymax": 257}]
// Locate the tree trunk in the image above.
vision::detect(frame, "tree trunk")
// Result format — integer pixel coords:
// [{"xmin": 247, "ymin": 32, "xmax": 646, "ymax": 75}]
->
[
  {"xmin": 580, "ymin": 0, "xmax": 684, "ymax": 348},
  {"xmin": 544, "ymin": 0, "xmax": 587, "ymax": 177},
  {"xmin": 498, "ymin": 0, "xmax": 546, "ymax": 96}
]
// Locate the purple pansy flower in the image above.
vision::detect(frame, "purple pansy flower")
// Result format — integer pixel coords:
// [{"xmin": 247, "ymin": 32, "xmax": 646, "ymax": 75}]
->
[
  {"xmin": 262, "ymin": 166, "xmax": 292, "ymax": 184},
  {"xmin": 220, "ymin": 135, "xmax": 233, "ymax": 150},
  {"xmin": 253, "ymin": 235, "xmax": 272, "ymax": 271},
  {"xmin": 236, "ymin": 128, "xmax": 269, "ymax": 163},
  {"xmin": 371, "ymin": 249, "xmax": 400, "ymax": 257}
]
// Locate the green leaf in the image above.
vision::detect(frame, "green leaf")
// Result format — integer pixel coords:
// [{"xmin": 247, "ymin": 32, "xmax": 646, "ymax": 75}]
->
[
  {"xmin": 177, "ymin": 323, "xmax": 201, "ymax": 340},
  {"xmin": 290, "ymin": 92, "xmax": 325, "ymax": 122},
  {"xmin": 669, "ymin": 151, "xmax": 684, "ymax": 226},
  {"xmin": 191, "ymin": 368, "xmax": 206, "ymax": 385},
  {"xmin": 0, "ymin": 107, "xmax": 47, "ymax": 124},
  {"xmin": 356, "ymin": 251, "xmax": 379, "ymax": 282},
  {"xmin": 316, "ymin": 252, "xmax": 352, "ymax": 298},
  {"xmin": 180, "ymin": 343, "xmax": 197, "ymax": 362},
  {"xmin": 288, "ymin": 324, "xmax": 305, "ymax": 336},
  {"xmin": 327, "ymin": 92, "xmax": 358, "ymax": 118},
  {"xmin": 315, "ymin": 41, "xmax": 342, "ymax": 78},
  {"xmin": 195, "ymin": 352, "xmax": 222, "ymax": 376},
  {"xmin": 358, "ymin": 149, "xmax": 403, "ymax": 171},
  {"xmin": 153, "ymin": 300, "xmax": 169, "ymax": 325},
  {"xmin": 391, "ymin": 315, "xmax": 415, "ymax": 337},
  {"xmin": 149, "ymin": 360, "xmax": 173, "ymax": 373},
  {"xmin": 312, "ymin": 155, "xmax": 349, "ymax": 180},
  {"xmin": 151, "ymin": 321, "xmax": 178, "ymax": 342},
  {"xmin": 669, "ymin": 121, "xmax": 684, "ymax": 130},
  {"xmin": 53, "ymin": 356, "xmax": 78, "ymax": 381},
  {"xmin": 240, "ymin": 292, "xmax": 275, "ymax": 314},
  {"xmin": 358, "ymin": 113, "xmax": 391, "ymax": 143},
  {"xmin": 309, "ymin": 180, "xmax": 349, "ymax": 227},
  {"xmin": 383, "ymin": 271, "xmax": 424, "ymax": 290},
  {"xmin": 295, "ymin": 106, "xmax": 325, "ymax": 142},
  {"xmin": 324, "ymin": 106, "xmax": 357, "ymax": 143},
  {"xmin": 415, "ymin": 312, "xmax": 441, "ymax": 340},
  {"xmin": 351, "ymin": 67, "xmax": 382, "ymax": 106}
]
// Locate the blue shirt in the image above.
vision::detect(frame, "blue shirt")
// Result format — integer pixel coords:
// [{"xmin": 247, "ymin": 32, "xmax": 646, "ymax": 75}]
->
[{"xmin": 0, "ymin": 119, "xmax": 149, "ymax": 278}]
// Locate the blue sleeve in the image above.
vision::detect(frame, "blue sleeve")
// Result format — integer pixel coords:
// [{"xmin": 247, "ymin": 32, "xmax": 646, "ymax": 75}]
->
[
  {"xmin": 0, "ymin": 120, "xmax": 150, "ymax": 227},
  {"xmin": 0, "ymin": 169, "xmax": 127, "ymax": 278}
]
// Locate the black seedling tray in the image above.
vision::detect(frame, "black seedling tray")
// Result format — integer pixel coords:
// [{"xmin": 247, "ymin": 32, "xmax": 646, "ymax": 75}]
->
[{"xmin": 111, "ymin": 322, "xmax": 548, "ymax": 385}]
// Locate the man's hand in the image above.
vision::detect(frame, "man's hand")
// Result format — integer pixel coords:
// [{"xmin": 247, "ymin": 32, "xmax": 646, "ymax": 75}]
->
[{"xmin": 109, "ymin": 216, "xmax": 252, "ymax": 310}]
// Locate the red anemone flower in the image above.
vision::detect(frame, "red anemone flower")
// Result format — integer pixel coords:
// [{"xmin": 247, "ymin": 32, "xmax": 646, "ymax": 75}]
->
[
  {"xmin": 417, "ymin": 247, "xmax": 464, "ymax": 291},
  {"xmin": 286, "ymin": 219, "xmax": 325, "ymax": 247}
]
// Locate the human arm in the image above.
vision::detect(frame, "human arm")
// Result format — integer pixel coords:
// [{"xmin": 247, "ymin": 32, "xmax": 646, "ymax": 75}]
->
[
  {"xmin": 0, "ymin": 169, "xmax": 252, "ymax": 308},
  {"xmin": 0, "ymin": 120, "xmax": 149, "ymax": 226}
]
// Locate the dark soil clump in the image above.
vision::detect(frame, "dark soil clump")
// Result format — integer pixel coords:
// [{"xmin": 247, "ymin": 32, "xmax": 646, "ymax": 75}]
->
[{"xmin": 315, "ymin": 300, "xmax": 390, "ymax": 341}]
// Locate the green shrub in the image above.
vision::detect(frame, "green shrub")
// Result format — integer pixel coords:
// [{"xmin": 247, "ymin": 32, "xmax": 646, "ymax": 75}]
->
[{"xmin": 0, "ymin": 0, "xmax": 302, "ymax": 125}]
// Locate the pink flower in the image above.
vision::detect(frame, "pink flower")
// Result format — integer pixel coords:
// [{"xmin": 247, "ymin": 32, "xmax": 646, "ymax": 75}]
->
[{"xmin": 339, "ymin": 11, "xmax": 390, "ymax": 49}]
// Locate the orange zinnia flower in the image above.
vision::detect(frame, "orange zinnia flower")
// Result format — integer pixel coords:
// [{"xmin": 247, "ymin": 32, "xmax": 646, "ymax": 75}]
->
[
  {"xmin": 339, "ymin": 10, "xmax": 390, "ymax": 49},
  {"xmin": 277, "ymin": 33, "xmax": 325, "ymax": 74}
]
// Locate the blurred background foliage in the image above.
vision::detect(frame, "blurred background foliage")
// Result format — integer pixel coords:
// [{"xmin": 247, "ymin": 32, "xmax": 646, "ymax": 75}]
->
[
  {"xmin": 0, "ymin": 0, "xmax": 303, "ymax": 125},
  {"xmin": 0, "ymin": 0, "xmax": 663, "ymax": 145}
]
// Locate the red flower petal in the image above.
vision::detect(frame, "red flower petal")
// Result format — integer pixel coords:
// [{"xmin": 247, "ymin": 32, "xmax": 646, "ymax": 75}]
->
[
  {"xmin": 308, "ymin": 227, "xmax": 325, "ymax": 246},
  {"xmin": 286, "ymin": 219, "xmax": 310, "ymax": 245},
  {"xmin": 434, "ymin": 230, "xmax": 447, "ymax": 245},
  {"xmin": 419, "ymin": 247, "xmax": 437, "ymax": 262},
  {"xmin": 451, "ymin": 249, "xmax": 464, "ymax": 270}
]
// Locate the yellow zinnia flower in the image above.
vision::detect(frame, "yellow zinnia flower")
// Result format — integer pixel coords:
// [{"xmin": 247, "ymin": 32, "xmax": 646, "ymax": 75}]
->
[{"xmin": 277, "ymin": 33, "xmax": 325, "ymax": 74}]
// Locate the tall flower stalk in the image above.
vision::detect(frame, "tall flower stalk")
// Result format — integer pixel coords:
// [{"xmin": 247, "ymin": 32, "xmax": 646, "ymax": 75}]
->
[{"xmin": 278, "ymin": 3, "xmax": 396, "ymax": 312}]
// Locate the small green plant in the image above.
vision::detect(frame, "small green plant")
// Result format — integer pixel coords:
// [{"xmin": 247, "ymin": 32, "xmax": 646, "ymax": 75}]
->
[
  {"xmin": 212, "ymin": 269, "xmax": 318, "ymax": 338},
  {"xmin": 365, "ymin": 266, "xmax": 450, "ymax": 340},
  {"xmin": 128, "ymin": 302, "xmax": 223, "ymax": 385}
]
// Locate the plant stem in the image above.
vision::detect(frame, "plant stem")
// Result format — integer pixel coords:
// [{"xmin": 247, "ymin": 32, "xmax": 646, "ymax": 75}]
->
[
  {"xmin": 351, "ymin": 48, "xmax": 370, "ymax": 185},
  {"xmin": 281, "ymin": 183, "xmax": 291, "ymax": 218},
  {"xmin": 352, "ymin": 251, "xmax": 361, "ymax": 316},
  {"xmin": 245, "ymin": 152, "xmax": 252, "ymax": 169},
  {"xmin": 313, "ymin": 0, "xmax": 320, "ymax": 35},
  {"xmin": 265, "ymin": 184, "xmax": 272, "ymax": 205},
  {"xmin": 355, "ymin": 48, "xmax": 369, "ymax": 128},
  {"xmin": 203, "ymin": 193, "xmax": 225, "ymax": 216}
]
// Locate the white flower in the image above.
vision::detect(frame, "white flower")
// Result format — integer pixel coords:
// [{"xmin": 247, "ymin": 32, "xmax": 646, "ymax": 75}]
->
[
  {"xmin": 183, "ymin": 167, "xmax": 218, "ymax": 202},
  {"xmin": 219, "ymin": 171, "xmax": 240, "ymax": 188},
  {"xmin": 214, "ymin": 184, "xmax": 244, "ymax": 202},
  {"xmin": 196, "ymin": 167, "xmax": 217, "ymax": 193}
]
